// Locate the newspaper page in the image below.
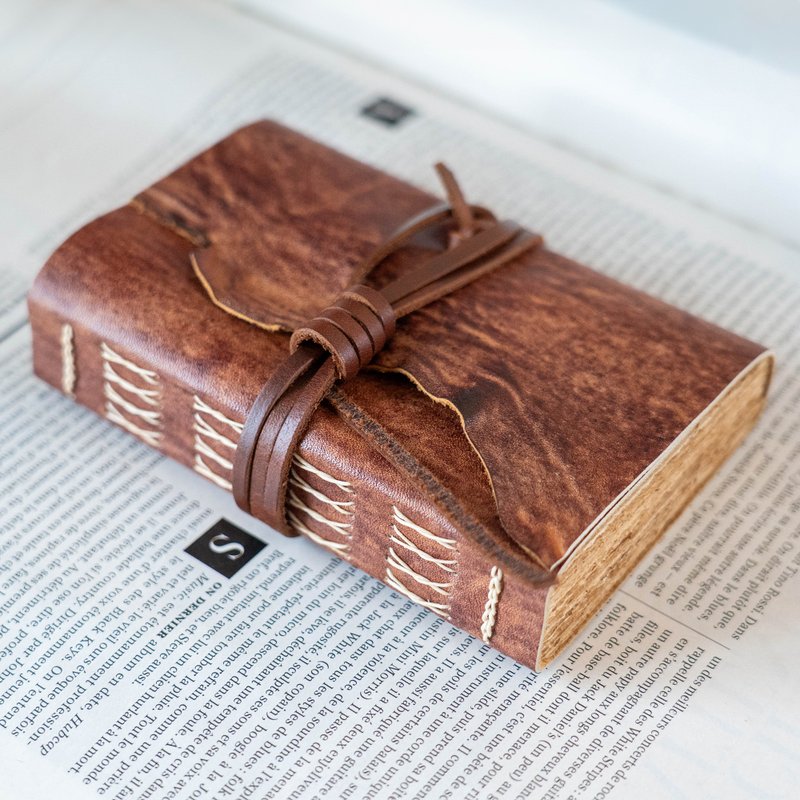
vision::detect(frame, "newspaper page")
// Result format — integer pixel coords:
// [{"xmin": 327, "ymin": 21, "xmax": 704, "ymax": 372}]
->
[{"xmin": 1, "ymin": 2, "xmax": 799, "ymax": 799}]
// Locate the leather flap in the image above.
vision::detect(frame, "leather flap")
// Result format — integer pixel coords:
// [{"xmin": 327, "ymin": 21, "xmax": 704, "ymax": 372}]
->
[
  {"xmin": 133, "ymin": 121, "xmax": 765, "ymax": 567},
  {"xmin": 135, "ymin": 121, "xmax": 437, "ymax": 332}
]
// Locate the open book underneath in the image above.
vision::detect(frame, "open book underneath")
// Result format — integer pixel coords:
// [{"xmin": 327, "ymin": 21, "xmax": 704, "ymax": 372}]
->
[{"xmin": 27, "ymin": 121, "xmax": 772, "ymax": 670}]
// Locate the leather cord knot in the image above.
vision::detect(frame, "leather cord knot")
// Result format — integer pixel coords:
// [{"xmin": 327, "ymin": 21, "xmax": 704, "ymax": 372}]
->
[
  {"xmin": 232, "ymin": 164, "xmax": 543, "ymax": 535},
  {"xmin": 290, "ymin": 285, "xmax": 397, "ymax": 381}
]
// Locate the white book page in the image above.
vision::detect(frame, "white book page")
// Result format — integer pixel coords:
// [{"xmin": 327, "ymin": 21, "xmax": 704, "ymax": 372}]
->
[{"xmin": 1, "ymin": 2, "xmax": 800, "ymax": 799}]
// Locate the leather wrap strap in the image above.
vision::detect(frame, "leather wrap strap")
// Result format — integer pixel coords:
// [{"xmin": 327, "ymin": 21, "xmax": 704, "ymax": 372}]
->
[
  {"xmin": 232, "ymin": 164, "xmax": 542, "ymax": 535},
  {"xmin": 290, "ymin": 285, "xmax": 397, "ymax": 380}
]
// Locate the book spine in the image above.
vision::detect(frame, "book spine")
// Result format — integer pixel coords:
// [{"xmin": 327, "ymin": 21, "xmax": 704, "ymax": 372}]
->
[{"xmin": 28, "ymin": 291, "xmax": 550, "ymax": 671}]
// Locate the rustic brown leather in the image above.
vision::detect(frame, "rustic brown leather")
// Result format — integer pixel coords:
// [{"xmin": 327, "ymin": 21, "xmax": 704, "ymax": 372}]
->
[
  {"xmin": 27, "ymin": 121, "xmax": 768, "ymax": 669},
  {"xmin": 233, "ymin": 172, "xmax": 541, "ymax": 557}
]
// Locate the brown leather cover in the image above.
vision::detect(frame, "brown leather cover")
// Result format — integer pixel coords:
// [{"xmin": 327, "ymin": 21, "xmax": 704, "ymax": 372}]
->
[{"xmin": 28, "ymin": 121, "xmax": 768, "ymax": 669}]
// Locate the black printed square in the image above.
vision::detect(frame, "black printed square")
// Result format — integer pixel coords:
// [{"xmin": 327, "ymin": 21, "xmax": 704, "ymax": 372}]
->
[
  {"xmin": 184, "ymin": 519, "xmax": 267, "ymax": 578},
  {"xmin": 361, "ymin": 97, "xmax": 414, "ymax": 126}
]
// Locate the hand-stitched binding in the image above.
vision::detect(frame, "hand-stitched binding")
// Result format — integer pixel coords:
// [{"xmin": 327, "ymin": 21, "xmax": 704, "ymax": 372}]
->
[
  {"xmin": 286, "ymin": 454, "xmax": 354, "ymax": 557},
  {"xmin": 480, "ymin": 566, "xmax": 504, "ymax": 642},
  {"xmin": 385, "ymin": 506, "xmax": 457, "ymax": 619},
  {"xmin": 101, "ymin": 342, "xmax": 162, "ymax": 447},
  {"xmin": 192, "ymin": 395, "xmax": 242, "ymax": 490},
  {"xmin": 60, "ymin": 323, "xmax": 76, "ymax": 397}
]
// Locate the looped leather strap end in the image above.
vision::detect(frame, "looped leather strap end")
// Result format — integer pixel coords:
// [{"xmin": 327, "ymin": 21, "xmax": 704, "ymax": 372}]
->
[{"xmin": 290, "ymin": 284, "xmax": 398, "ymax": 380}]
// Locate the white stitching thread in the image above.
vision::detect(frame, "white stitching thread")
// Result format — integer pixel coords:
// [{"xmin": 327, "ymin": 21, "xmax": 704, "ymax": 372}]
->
[
  {"xmin": 287, "ymin": 458, "xmax": 354, "ymax": 556},
  {"xmin": 386, "ymin": 547, "xmax": 452, "ymax": 595},
  {"xmin": 385, "ymin": 568, "xmax": 451, "ymax": 615},
  {"xmin": 480, "ymin": 566, "xmax": 504, "ymax": 643},
  {"xmin": 100, "ymin": 342, "xmax": 159, "ymax": 384},
  {"xmin": 194, "ymin": 455, "xmax": 233, "ymax": 490},
  {"xmin": 385, "ymin": 506, "xmax": 457, "ymax": 619},
  {"xmin": 195, "ymin": 434, "xmax": 234, "ymax": 471},
  {"xmin": 103, "ymin": 362, "xmax": 160, "ymax": 405},
  {"xmin": 288, "ymin": 510, "xmax": 349, "ymax": 556},
  {"xmin": 191, "ymin": 396, "xmax": 242, "ymax": 489},
  {"xmin": 194, "ymin": 414, "xmax": 238, "ymax": 449},
  {"xmin": 293, "ymin": 454, "xmax": 354, "ymax": 493},
  {"xmin": 106, "ymin": 401, "xmax": 162, "ymax": 447},
  {"xmin": 193, "ymin": 395, "xmax": 244, "ymax": 432},
  {"xmin": 289, "ymin": 472, "xmax": 354, "ymax": 515},
  {"xmin": 61, "ymin": 324, "xmax": 76, "ymax": 397},
  {"xmin": 390, "ymin": 524, "xmax": 457, "ymax": 572},
  {"xmin": 287, "ymin": 490, "xmax": 353, "ymax": 535},
  {"xmin": 103, "ymin": 383, "xmax": 162, "ymax": 425},
  {"xmin": 393, "ymin": 506, "xmax": 456, "ymax": 549},
  {"xmin": 101, "ymin": 343, "xmax": 162, "ymax": 447}
]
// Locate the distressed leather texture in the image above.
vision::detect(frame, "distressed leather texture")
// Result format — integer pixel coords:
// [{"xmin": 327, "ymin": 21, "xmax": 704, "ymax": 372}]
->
[{"xmin": 28, "ymin": 121, "xmax": 766, "ymax": 669}]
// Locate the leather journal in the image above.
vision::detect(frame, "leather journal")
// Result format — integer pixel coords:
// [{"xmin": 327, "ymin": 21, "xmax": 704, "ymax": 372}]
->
[{"xmin": 28, "ymin": 121, "xmax": 773, "ymax": 671}]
